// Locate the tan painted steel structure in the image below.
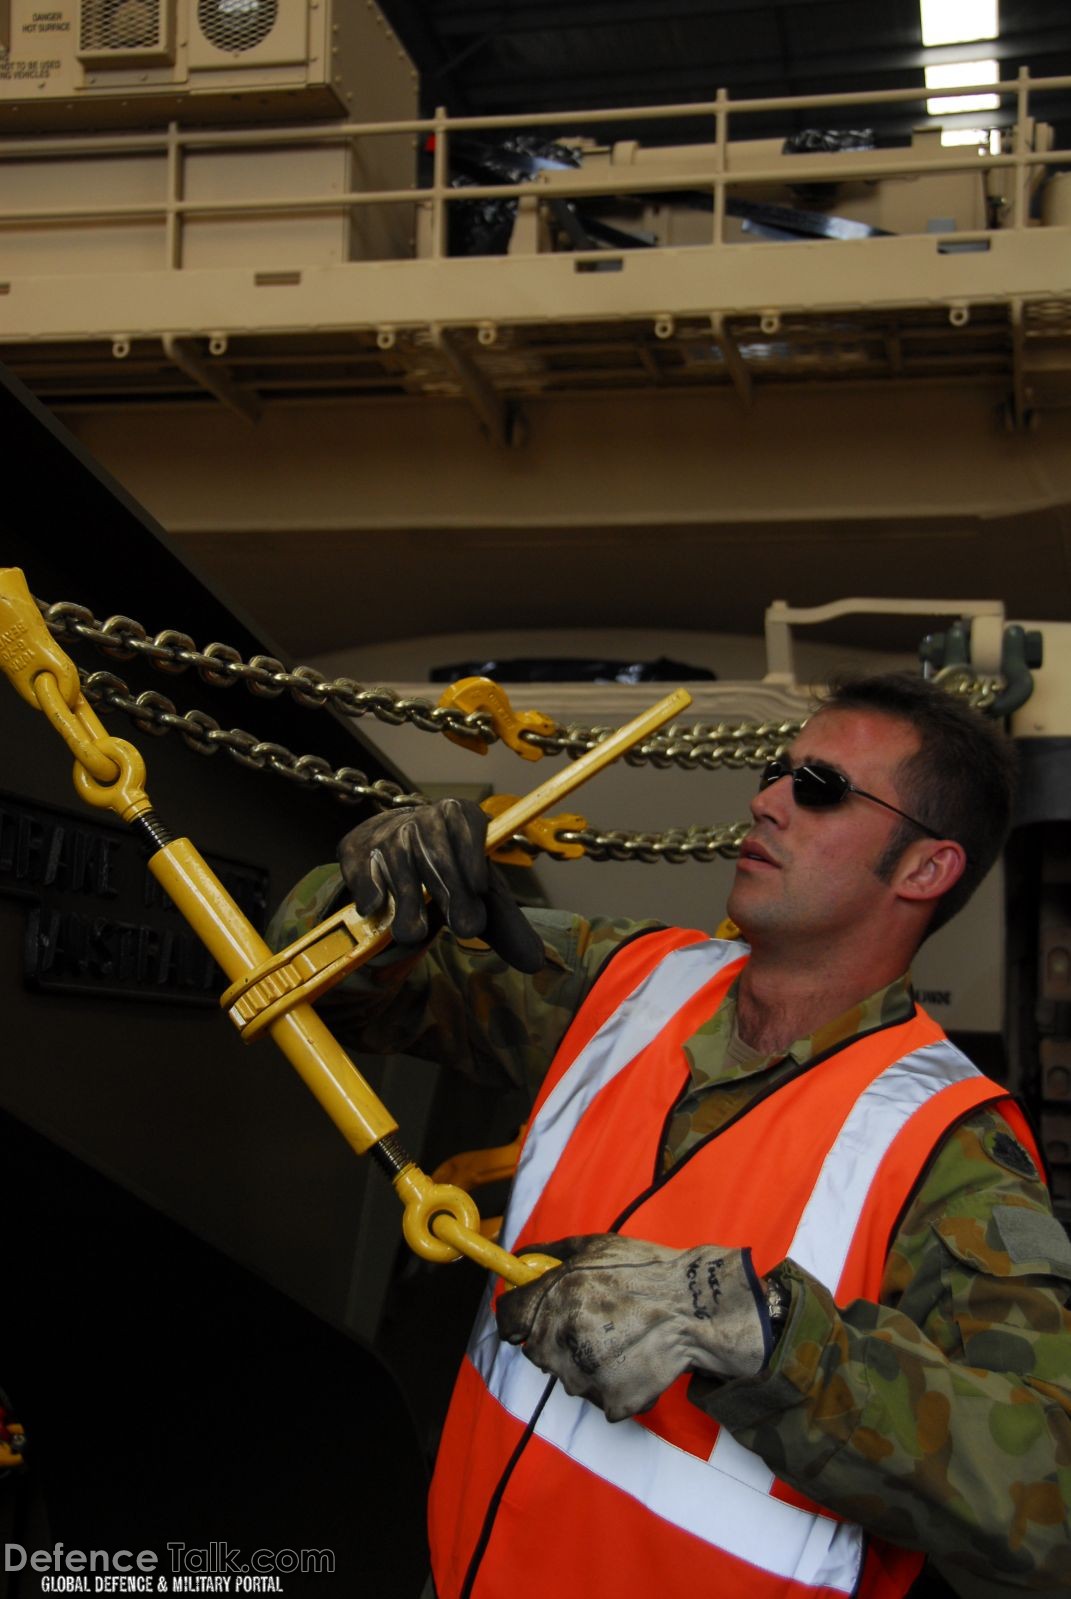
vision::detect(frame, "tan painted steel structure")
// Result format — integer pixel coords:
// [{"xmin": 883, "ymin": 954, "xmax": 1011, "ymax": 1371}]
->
[
  {"xmin": 4, "ymin": 34, "xmax": 1071, "ymax": 672},
  {"xmin": 3, "ymin": 12, "xmax": 1064, "ymax": 703},
  {"xmin": 0, "ymin": 0, "xmax": 418, "ymax": 129},
  {"xmin": 1, "ymin": 66, "xmax": 1070, "ymax": 434}
]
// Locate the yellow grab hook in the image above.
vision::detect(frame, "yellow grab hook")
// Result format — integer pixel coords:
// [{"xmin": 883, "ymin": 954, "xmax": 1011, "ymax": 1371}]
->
[
  {"xmin": 0, "ymin": 569, "xmax": 152, "ymax": 824},
  {"xmin": 480, "ymin": 794, "xmax": 588, "ymax": 865},
  {"xmin": 438, "ymin": 676, "xmax": 558, "ymax": 760},
  {"xmin": 0, "ymin": 567, "xmax": 81, "ymax": 710}
]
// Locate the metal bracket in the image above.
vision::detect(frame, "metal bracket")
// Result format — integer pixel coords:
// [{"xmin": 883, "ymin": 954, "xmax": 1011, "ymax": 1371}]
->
[
  {"xmin": 711, "ymin": 312, "xmax": 753, "ymax": 408},
  {"xmin": 1006, "ymin": 297, "xmax": 1035, "ymax": 433},
  {"xmin": 430, "ymin": 324, "xmax": 523, "ymax": 447},
  {"xmin": 162, "ymin": 335, "xmax": 262, "ymax": 424},
  {"xmin": 763, "ymin": 596, "xmax": 1006, "ymax": 685}
]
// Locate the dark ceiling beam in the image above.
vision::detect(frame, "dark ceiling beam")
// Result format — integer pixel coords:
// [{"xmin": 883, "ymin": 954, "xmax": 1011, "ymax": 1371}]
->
[
  {"xmin": 463, "ymin": 62, "xmax": 925, "ymax": 112},
  {"xmin": 431, "ymin": 5, "xmax": 1069, "ymax": 74},
  {"xmin": 884, "ymin": 29, "xmax": 1071, "ymax": 71},
  {"xmin": 375, "ymin": 0, "xmax": 475, "ymax": 110},
  {"xmin": 432, "ymin": 0, "xmax": 863, "ymax": 31},
  {"xmin": 439, "ymin": 101, "xmax": 1024, "ymax": 143},
  {"xmin": 459, "ymin": 33, "xmax": 1070, "ymax": 114}
]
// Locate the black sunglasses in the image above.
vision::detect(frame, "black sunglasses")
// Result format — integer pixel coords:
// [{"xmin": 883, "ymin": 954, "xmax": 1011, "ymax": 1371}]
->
[{"xmin": 759, "ymin": 757, "xmax": 943, "ymax": 840}]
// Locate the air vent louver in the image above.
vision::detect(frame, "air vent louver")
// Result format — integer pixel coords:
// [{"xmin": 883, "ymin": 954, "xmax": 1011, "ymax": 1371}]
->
[
  {"xmin": 80, "ymin": 0, "xmax": 163, "ymax": 53},
  {"xmin": 197, "ymin": 0, "xmax": 278, "ymax": 53}
]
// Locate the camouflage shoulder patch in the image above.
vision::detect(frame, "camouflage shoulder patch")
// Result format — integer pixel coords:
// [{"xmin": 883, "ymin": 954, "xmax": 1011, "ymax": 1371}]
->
[
  {"xmin": 983, "ymin": 1126, "xmax": 1039, "ymax": 1181},
  {"xmin": 991, "ymin": 1205, "xmax": 1071, "ymax": 1276},
  {"xmin": 526, "ymin": 908, "xmax": 583, "ymax": 938}
]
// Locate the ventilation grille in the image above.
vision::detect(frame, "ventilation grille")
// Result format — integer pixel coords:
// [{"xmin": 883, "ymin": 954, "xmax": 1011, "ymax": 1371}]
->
[
  {"xmin": 80, "ymin": 0, "xmax": 164, "ymax": 53},
  {"xmin": 196, "ymin": 0, "xmax": 278, "ymax": 53}
]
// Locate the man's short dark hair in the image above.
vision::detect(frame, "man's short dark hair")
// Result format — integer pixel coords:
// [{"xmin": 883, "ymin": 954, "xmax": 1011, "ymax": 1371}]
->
[{"xmin": 817, "ymin": 672, "xmax": 1018, "ymax": 935}]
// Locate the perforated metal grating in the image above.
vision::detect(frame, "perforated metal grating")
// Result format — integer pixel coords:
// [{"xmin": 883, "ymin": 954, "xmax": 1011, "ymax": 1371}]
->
[
  {"xmin": 80, "ymin": 0, "xmax": 162, "ymax": 53},
  {"xmin": 196, "ymin": 0, "xmax": 277, "ymax": 54}
]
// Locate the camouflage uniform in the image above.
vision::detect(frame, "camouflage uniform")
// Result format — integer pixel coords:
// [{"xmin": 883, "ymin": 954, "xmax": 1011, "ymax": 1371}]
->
[{"xmin": 271, "ymin": 867, "xmax": 1071, "ymax": 1594}]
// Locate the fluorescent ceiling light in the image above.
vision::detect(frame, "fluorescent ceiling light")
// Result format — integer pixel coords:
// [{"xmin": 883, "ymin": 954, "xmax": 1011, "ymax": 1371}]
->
[
  {"xmin": 926, "ymin": 58, "xmax": 1000, "ymax": 114},
  {"xmin": 939, "ymin": 126, "xmax": 989, "ymax": 145},
  {"xmin": 920, "ymin": 0, "xmax": 998, "ymax": 46}
]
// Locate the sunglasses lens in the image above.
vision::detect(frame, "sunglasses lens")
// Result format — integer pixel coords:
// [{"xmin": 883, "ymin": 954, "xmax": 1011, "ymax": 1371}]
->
[
  {"xmin": 759, "ymin": 760, "xmax": 850, "ymax": 809},
  {"xmin": 792, "ymin": 764, "xmax": 849, "ymax": 808}
]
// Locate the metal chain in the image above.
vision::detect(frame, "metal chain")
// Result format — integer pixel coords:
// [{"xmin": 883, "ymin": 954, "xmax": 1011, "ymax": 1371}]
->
[
  {"xmin": 44, "ymin": 600, "xmax": 1004, "ymax": 866},
  {"xmin": 37, "ymin": 599, "xmax": 1005, "ymax": 761},
  {"xmin": 35, "ymin": 595, "xmax": 806, "ymax": 770},
  {"xmin": 525, "ymin": 722, "xmax": 802, "ymax": 766},
  {"xmin": 81, "ymin": 669, "xmax": 428, "ymax": 811},
  {"xmin": 39, "ymin": 597, "xmax": 497, "ymax": 744},
  {"xmin": 558, "ymin": 821, "xmax": 752, "ymax": 863},
  {"xmin": 931, "ymin": 665, "xmax": 1003, "ymax": 710},
  {"xmin": 77, "ymin": 666, "xmax": 754, "ymax": 862}
]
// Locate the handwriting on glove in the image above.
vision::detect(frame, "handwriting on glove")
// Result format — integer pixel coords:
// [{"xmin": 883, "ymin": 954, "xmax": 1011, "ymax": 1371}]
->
[{"xmin": 495, "ymin": 1233, "xmax": 773, "ymax": 1422}]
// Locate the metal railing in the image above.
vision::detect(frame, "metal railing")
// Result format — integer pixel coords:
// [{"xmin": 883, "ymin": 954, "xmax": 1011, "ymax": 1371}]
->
[{"xmin": 0, "ymin": 67, "xmax": 1069, "ymax": 269}]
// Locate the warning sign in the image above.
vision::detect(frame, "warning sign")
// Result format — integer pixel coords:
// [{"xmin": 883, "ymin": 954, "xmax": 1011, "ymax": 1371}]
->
[
  {"xmin": 0, "ymin": 56, "xmax": 61, "ymax": 80},
  {"xmin": 0, "ymin": 3, "xmax": 69, "ymax": 77}
]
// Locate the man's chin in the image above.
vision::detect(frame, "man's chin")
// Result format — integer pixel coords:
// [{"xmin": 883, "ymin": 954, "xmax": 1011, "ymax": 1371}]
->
[
  {"xmin": 726, "ymin": 881, "xmax": 779, "ymax": 944},
  {"xmin": 725, "ymin": 889, "xmax": 750, "ymax": 939}
]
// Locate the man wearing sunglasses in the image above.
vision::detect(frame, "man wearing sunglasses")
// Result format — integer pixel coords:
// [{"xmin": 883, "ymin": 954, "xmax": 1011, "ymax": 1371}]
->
[{"xmin": 271, "ymin": 672, "xmax": 1070, "ymax": 1598}]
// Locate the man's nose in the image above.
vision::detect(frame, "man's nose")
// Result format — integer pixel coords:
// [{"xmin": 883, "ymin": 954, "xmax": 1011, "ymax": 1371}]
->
[{"xmin": 750, "ymin": 771, "xmax": 792, "ymax": 826}]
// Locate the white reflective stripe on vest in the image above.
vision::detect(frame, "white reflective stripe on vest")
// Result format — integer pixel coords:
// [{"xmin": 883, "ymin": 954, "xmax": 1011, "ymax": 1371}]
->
[
  {"xmin": 712, "ymin": 1037, "xmax": 983, "ymax": 1508},
  {"xmin": 469, "ymin": 1318, "xmax": 864, "ymax": 1593},
  {"xmin": 786, "ymin": 1038, "xmax": 981, "ymax": 1290},
  {"xmin": 501, "ymin": 938, "xmax": 746, "ymax": 1253}
]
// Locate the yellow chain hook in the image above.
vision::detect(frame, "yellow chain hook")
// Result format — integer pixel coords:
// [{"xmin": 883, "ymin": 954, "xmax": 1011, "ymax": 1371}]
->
[
  {"xmin": 437, "ymin": 675, "xmax": 558, "ymax": 759},
  {"xmin": 0, "ymin": 569, "xmax": 153, "ymax": 824},
  {"xmin": 480, "ymin": 793, "xmax": 588, "ymax": 865}
]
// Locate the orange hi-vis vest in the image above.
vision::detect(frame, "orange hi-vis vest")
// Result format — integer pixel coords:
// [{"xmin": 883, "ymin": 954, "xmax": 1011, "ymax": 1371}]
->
[{"xmin": 428, "ymin": 928, "xmax": 1042, "ymax": 1599}]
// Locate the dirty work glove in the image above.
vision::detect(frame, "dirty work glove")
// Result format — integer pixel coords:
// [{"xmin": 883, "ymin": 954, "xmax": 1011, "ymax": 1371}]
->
[
  {"xmin": 496, "ymin": 1234, "xmax": 774, "ymax": 1422},
  {"xmin": 338, "ymin": 798, "xmax": 544, "ymax": 972}
]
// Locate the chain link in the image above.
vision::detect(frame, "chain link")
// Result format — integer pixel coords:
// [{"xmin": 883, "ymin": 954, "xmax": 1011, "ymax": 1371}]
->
[{"xmin": 931, "ymin": 665, "xmax": 1003, "ymax": 711}]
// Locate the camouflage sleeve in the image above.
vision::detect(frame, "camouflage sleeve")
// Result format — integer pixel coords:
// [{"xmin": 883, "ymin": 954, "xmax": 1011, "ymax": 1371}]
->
[
  {"xmin": 692, "ymin": 1108, "xmax": 1071, "ymax": 1593},
  {"xmin": 266, "ymin": 862, "xmax": 656, "ymax": 1100}
]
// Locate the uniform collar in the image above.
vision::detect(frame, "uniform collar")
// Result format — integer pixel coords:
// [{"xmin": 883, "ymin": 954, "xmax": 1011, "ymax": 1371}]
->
[{"xmin": 682, "ymin": 968, "xmax": 916, "ymax": 1090}]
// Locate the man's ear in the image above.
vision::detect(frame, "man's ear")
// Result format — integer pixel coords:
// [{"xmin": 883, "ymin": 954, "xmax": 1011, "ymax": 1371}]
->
[{"xmin": 894, "ymin": 839, "xmax": 967, "ymax": 906}]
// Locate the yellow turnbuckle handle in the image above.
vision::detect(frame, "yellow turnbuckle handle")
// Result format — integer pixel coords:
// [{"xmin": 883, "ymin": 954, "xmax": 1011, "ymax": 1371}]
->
[
  {"xmin": 0, "ymin": 568, "xmax": 689, "ymax": 1289},
  {"xmin": 221, "ymin": 684, "xmax": 691, "ymax": 1040}
]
